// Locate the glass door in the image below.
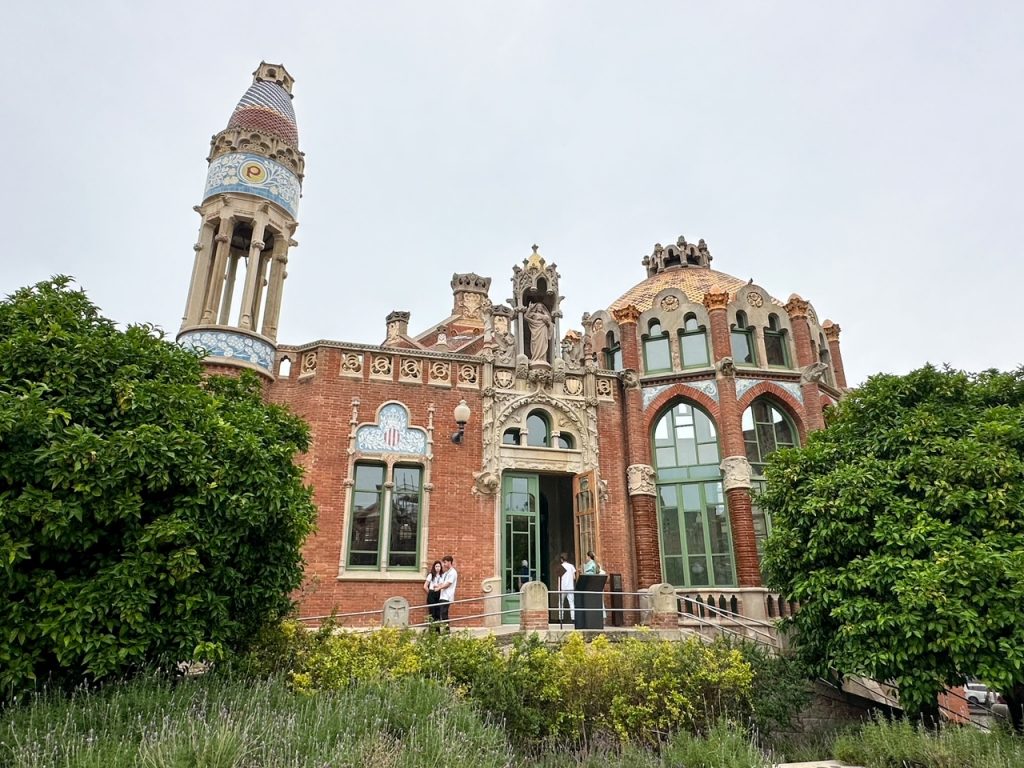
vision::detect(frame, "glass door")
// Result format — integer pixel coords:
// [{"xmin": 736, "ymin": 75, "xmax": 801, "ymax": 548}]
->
[{"xmin": 501, "ymin": 473, "xmax": 540, "ymax": 623}]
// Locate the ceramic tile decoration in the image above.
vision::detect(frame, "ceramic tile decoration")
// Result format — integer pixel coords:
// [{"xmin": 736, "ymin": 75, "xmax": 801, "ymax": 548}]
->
[
  {"xmin": 203, "ymin": 152, "xmax": 300, "ymax": 216},
  {"xmin": 356, "ymin": 403, "xmax": 428, "ymax": 455},
  {"xmin": 178, "ymin": 329, "xmax": 275, "ymax": 372}
]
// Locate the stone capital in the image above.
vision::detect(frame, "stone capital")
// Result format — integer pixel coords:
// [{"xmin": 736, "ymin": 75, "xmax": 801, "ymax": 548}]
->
[
  {"xmin": 612, "ymin": 304, "xmax": 641, "ymax": 326},
  {"xmin": 619, "ymin": 368, "xmax": 641, "ymax": 390},
  {"xmin": 822, "ymin": 321, "xmax": 841, "ymax": 342},
  {"xmin": 626, "ymin": 464, "xmax": 657, "ymax": 497},
  {"xmin": 720, "ymin": 455, "xmax": 752, "ymax": 491},
  {"xmin": 702, "ymin": 291, "xmax": 730, "ymax": 312},
  {"xmin": 801, "ymin": 362, "xmax": 829, "ymax": 384},
  {"xmin": 784, "ymin": 294, "xmax": 810, "ymax": 320}
]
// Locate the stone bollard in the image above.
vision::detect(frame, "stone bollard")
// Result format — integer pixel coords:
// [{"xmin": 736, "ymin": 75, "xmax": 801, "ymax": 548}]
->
[
  {"xmin": 648, "ymin": 583, "xmax": 678, "ymax": 630},
  {"xmin": 519, "ymin": 581, "xmax": 550, "ymax": 632},
  {"xmin": 382, "ymin": 596, "xmax": 409, "ymax": 628}
]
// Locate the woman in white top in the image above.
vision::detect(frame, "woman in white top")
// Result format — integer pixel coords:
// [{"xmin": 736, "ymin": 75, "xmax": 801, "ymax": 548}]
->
[{"xmin": 423, "ymin": 560, "xmax": 444, "ymax": 626}]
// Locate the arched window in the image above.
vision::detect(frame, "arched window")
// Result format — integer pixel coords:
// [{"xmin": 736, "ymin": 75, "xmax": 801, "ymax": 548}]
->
[
  {"xmin": 764, "ymin": 314, "xmax": 790, "ymax": 368},
  {"xmin": 678, "ymin": 314, "xmax": 710, "ymax": 368},
  {"xmin": 502, "ymin": 428, "xmax": 521, "ymax": 446},
  {"xmin": 526, "ymin": 410, "xmax": 551, "ymax": 447},
  {"xmin": 742, "ymin": 398, "xmax": 799, "ymax": 570},
  {"xmin": 642, "ymin": 319, "xmax": 671, "ymax": 373},
  {"xmin": 603, "ymin": 331, "xmax": 623, "ymax": 371},
  {"xmin": 652, "ymin": 403, "xmax": 735, "ymax": 588},
  {"xmin": 556, "ymin": 433, "xmax": 575, "ymax": 449},
  {"xmin": 278, "ymin": 356, "xmax": 292, "ymax": 378},
  {"xmin": 731, "ymin": 310, "xmax": 756, "ymax": 366}
]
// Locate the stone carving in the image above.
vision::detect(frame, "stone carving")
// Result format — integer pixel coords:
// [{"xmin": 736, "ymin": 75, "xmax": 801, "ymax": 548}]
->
[
  {"xmin": 528, "ymin": 367, "xmax": 553, "ymax": 386},
  {"xmin": 435, "ymin": 326, "xmax": 448, "ymax": 347},
  {"xmin": 371, "ymin": 355, "xmax": 393, "ymax": 377},
  {"xmin": 619, "ymin": 368, "xmax": 640, "ymax": 390},
  {"xmin": 301, "ymin": 351, "xmax": 317, "ymax": 375},
  {"xmin": 715, "ymin": 357, "xmax": 736, "ymax": 378},
  {"xmin": 822, "ymin": 321, "xmax": 841, "ymax": 342},
  {"xmin": 592, "ymin": 318, "xmax": 604, "ymax": 334},
  {"xmin": 340, "ymin": 352, "xmax": 363, "ymax": 374},
  {"xmin": 473, "ymin": 470, "xmax": 500, "ymax": 496},
  {"xmin": 515, "ymin": 354, "xmax": 530, "ymax": 381},
  {"xmin": 596, "ymin": 378, "xmax": 613, "ymax": 398},
  {"xmin": 525, "ymin": 302, "xmax": 553, "ymax": 363},
  {"xmin": 746, "ymin": 291, "xmax": 764, "ymax": 308},
  {"xmin": 626, "ymin": 464, "xmax": 657, "ymax": 497},
  {"xmin": 720, "ymin": 456, "xmax": 752, "ymax": 491},
  {"xmin": 385, "ymin": 310, "xmax": 410, "ymax": 343},
  {"xmin": 494, "ymin": 370, "xmax": 514, "ymax": 389},
  {"xmin": 430, "ymin": 361, "xmax": 450, "ymax": 384},
  {"xmin": 598, "ymin": 478, "xmax": 609, "ymax": 503},
  {"xmin": 382, "ymin": 596, "xmax": 409, "ymax": 628},
  {"xmin": 560, "ymin": 330, "xmax": 584, "ymax": 368},
  {"xmin": 612, "ymin": 305, "xmax": 641, "ymax": 326},
  {"xmin": 702, "ymin": 291, "xmax": 730, "ymax": 312},
  {"xmin": 563, "ymin": 377, "xmax": 583, "ymax": 396},
  {"xmin": 459, "ymin": 364, "xmax": 479, "ymax": 386},
  {"xmin": 400, "ymin": 358, "xmax": 421, "ymax": 381},
  {"xmin": 801, "ymin": 362, "xmax": 829, "ymax": 384},
  {"xmin": 460, "ymin": 292, "xmax": 484, "ymax": 320},
  {"xmin": 784, "ymin": 294, "xmax": 810, "ymax": 320},
  {"xmin": 660, "ymin": 295, "xmax": 680, "ymax": 312},
  {"xmin": 208, "ymin": 126, "xmax": 305, "ymax": 177}
]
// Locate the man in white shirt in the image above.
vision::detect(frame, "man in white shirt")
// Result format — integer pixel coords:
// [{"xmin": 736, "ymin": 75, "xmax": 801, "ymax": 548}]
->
[
  {"xmin": 557, "ymin": 553, "xmax": 576, "ymax": 622},
  {"xmin": 437, "ymin": 555, "xmax": 458, "ymax": 629}
]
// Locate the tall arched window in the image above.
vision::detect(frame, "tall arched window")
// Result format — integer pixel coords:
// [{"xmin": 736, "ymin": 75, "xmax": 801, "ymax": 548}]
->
[
  {"xmin": 678, "ymin": 314, "xmax": 710, "ymax": 368},
  {"xmin": 764, "ymin": 314, "xmax": 790, "ymax": 368},
  {"xmin": 742, "ymin": 398, "xmax": 798, "ymax": 568},
  {"xmin": 642, "ymin": 319, "xmax": 671, "ymax": 373},
  {"xmin": 603, "ymin": 331, "xmax": 623, "ymax": 371},
  {"xmin": 526, "ymin": 410, "xmax": 551, "ymax": 447},
  {"xmin": 652, "ymin": 403, "xmax": 735, "ymax": 587},
  {"xmin": 731, "ymin": 310, "xmax": 756, "ymax": 366}
]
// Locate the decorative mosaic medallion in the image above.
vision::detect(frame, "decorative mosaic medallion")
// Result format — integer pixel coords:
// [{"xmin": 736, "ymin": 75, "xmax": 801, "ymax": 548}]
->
[
  {"xmin": 356, "ymin": 403, "xmax": 427, "ymax": 455},
  {"xmin": 203, "ymin": 152, "xmax": 301, "ymax": 217}
]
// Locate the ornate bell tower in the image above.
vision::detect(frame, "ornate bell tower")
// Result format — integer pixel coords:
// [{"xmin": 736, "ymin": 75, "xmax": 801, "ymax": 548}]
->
[{"xmin": 178, "ymin": 62, "xmax": 304, "ymax": 376}]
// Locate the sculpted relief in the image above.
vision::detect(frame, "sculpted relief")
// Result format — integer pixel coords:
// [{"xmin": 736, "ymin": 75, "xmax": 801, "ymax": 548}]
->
[{"xmin": 525, "ymin": 302, "xmax": 553, "ymax": 363}]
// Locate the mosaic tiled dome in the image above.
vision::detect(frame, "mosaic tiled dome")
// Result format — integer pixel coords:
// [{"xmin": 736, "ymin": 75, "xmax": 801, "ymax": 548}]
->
[
  {"xmin": 609, "ymin": 267, "xmax": 783, "ymax": 313},
  {"xmin": 227, "ymin": 77, "xmax": 299, "ymax": 147}
]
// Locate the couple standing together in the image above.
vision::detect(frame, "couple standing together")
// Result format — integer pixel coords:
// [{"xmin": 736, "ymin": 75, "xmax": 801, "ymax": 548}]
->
[{"xmin": 423, "ymin": 555, "xmax": 458, "ymax": 628}]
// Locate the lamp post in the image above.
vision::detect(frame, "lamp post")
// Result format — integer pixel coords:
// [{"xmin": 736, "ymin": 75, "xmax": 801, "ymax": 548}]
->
[{"xmin": 451, "ymin": 399, "xmax": 471, "ymax": 444}]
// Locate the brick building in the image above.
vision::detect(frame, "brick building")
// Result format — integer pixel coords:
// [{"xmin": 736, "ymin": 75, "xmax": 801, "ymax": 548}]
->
[{"xmin": 178, "ymin": 64, "xmax": 849, "ymax": 626}]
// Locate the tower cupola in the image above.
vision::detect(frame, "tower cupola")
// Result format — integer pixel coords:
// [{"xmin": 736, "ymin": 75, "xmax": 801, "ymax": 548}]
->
[{"xmin": 178, "ymin": 62, "xmax": 304, "ymax": 377}]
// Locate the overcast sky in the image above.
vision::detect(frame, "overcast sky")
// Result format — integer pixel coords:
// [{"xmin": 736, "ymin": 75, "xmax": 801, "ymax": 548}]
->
[{"xmin": 5, "ymin": 2, "xmax": 1022, "ymax": 385}]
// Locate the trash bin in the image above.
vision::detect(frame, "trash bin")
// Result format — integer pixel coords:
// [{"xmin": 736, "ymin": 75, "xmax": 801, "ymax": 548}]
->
[
  {"xmin": 609, "ymin": 573, "xmax": 624, "ymax": 627},
  {"xmin": 574, "ymin": 574, "xmax": 608, "ymax": 630}
]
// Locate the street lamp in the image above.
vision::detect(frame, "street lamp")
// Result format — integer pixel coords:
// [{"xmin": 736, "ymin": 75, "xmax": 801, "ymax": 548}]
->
[{"xmin": 451, "ymin": 399, "xmax": 471, "ymax": 444}]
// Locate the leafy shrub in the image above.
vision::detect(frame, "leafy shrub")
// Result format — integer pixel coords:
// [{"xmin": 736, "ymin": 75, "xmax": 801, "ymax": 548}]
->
[
  {"xmin": 289, "ymin": 627, "xmax": 420, "ymax": 692},
  {"xmin": 662, "ymin": 721, "xmax": 770, "ymax": 768},
  {"xmin": 728, "ymin": 638, "xmax": 812, "ymax": 734}
]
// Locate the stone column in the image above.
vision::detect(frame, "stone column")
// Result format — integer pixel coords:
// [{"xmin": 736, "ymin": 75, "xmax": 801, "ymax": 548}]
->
[
  {"xmin": 218, "ymin": 254, "xmax": 240, "ymax": 325},
  {"xmin": 613, "ymin": 305, "xmax": 660, "ymax": 590},
  {"xmin": 822, "ymin": 321, "xmax": 847, "ymax": 389},
  {"xmin": 238, "ymin": 210, "xmax": 269, "ymax": 330},
  {"xmin": 704, "ymin": 291, "xmax": 760, "ymax": 588},
  {"xmin": 783, "ymin": 295, "xmax": 814, "ymax": 368},
  {"xmin": 260, "ymin": 238, "xmax": 290, "ymax": 341},
  {"xmin": 182, "ymin": 218, "xmax": 216, "ymax": 328},
  {"xmin": 201, "ymin": 216, "xmax": 234, "ymax": 323}
]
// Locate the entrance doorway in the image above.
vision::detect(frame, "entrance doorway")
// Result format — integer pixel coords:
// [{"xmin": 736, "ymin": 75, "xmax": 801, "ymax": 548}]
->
[{"xmin": 500, "ymin": 471, "xmax": 599, "ymax": 623}]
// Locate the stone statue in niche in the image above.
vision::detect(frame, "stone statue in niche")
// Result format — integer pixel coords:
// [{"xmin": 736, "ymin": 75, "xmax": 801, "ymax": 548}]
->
[{"xmin": 525, "ymin": 302, "xmax": 553, "ymax": 364}]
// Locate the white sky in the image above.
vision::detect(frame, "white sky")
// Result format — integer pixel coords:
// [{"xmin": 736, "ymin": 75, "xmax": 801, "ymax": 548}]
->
[{"xmin": 5, "ymin": 2, "xmax": 1022, "ymax": 386}]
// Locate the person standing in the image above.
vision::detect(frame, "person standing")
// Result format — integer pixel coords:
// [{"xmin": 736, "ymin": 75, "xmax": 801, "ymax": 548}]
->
[
  {"xmin": 423, "ymin": 560, "xmax": 444, "ymax": 628},
  {"xmin": 436, "ymin": 554, "xmax": 458, "ymax": 629},
  {"xmin": 582, "ymin": 550, "xmax": 600, "ymax": 575},
  {"xmin": 557, "ymin": 553, "xmax": 576, "ymax": 622}
]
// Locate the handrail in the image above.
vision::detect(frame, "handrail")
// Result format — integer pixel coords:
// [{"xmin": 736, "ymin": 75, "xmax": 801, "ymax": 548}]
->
[{"xmin": 675, "ymin": 593, "xmax": 778, "ymax": 630}]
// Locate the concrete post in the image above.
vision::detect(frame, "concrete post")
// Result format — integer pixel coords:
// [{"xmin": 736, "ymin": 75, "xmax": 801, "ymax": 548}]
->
[
  {"xmin": 648, "ymin": 583, "xmax": 678, "ymax": 629},
  {"xmin": 520, "ymin": 581, "xmax": 549, "ymax": 632}
]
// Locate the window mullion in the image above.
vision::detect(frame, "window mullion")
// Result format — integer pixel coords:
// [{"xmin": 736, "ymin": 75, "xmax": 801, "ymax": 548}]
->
[{"xmin": 380, "ymin": 464, "xmax": 394, "ymax": 570}]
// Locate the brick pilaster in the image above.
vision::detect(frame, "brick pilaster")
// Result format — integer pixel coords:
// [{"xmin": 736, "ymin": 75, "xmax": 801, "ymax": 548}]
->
[
  {"xmin": 783, "ymin": 294, "xmax": 814, "ymax": 369},
  {"xmin": 725, "ymin": 486, "xmax": 761, "ymax": 587},
  {"xmin": 822, "ymin": 321, "xmax": 847, "ymax": 389}
]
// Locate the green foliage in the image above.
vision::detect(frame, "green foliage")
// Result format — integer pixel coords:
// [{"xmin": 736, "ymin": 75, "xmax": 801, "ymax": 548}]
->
[
  {"xmin": 0, "ymin": 278, "xmax": 317, "ymax": 696},
  {"xmin": 760, "ymin": 365, "xmax": 1024, "ymax": 717},
  {"xmin": 661, "ymin": 721, "xmax": 771, "ymax": 768},
  {"xmin": 832, "ymin": 714, "xmax": 1024, "ymax": 768},
  {"xmin": 728, "ymin": 639, "xmax": 812, "ymax": 735}
]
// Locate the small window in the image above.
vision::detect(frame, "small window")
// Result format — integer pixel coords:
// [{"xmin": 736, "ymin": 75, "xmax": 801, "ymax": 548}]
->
[
  {"xmin": 642, "ymin": 320, "xmax": 671, "ymax": 373},
  {"xmin": 502, "ymin": 428, "xmax": 521, "ymax": 446},
  {"xmin": 764, "ymin": 313, "xmax": 790, "ymax": 367},
  {"xmin": 603, "ymin": 331, "xmax": 623, "ymax": 371},
  {"xmin": 679, "ymin": 314, "xmax": 710, "ymax": 368},
  {"xmin": 526, "ymin": 411, "xmax": 550, "ymax": 447},
  {"xmin": 556, "ymin": 433, "xmax": 575, "ymax": 449},
  {"xmin": 731, "ymin": 312, "xmax": 756, "ymax": 366},
  {"xmin": 278, "ymin": 356, "xmax": 292, "ymax": 378}
]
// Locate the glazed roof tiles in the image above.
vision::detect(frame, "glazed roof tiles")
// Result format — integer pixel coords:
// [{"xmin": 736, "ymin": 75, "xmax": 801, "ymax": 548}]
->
[
  {"xmin": 609, "ymin": 267, "xmax": 783, "ymax": 313},
  {"xmin": 227, "ymin": 80, "xmax": 299, "ymax": 147}
]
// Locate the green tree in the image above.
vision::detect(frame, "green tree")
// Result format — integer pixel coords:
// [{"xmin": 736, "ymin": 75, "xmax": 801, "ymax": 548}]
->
[
  {"xmin": 0, "ymin": 278, "xmax": 316, "ymax": 695},
  {"xmin": 761, "ymin": 365, "xmax": 1024, "ymax": 724}
]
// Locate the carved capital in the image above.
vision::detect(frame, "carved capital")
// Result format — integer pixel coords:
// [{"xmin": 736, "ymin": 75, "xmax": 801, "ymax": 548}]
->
[
  {"xmin": 472, "ymin": 470, "xmax": 500, "ymax": 496},
  {"xmin": 784, "ymin": 294, "xmax": 810, "ymax": 320},
  {"xmin": 715, "ymin": 357, "xmax": 736, "ymax": 379},
  {"xmin": 801, "ymin": 362, "xmax": 829, "ymax": 384},
  {"xmin": 619, "ymin": 368, "xmax": 641, "ymax": 390},
  {"xmin": 626, "ymin": 464, "xmax": 657, "ymax": 497},
  {"xmin": 720, "ymin": 456, "xmax": 752, "ymax": 491},
  {"xmin": 822, "ymin": 321, "xmax": 841, "ymax": 342},
  {"xmin": 702, "ymin": 291, "xmax": 730, "ymax": 312},
  {"xmin": 214, "ymin": 234, "xmax": 230, "ymax": 243},
  {"xmin": 611, "ymin": 304, "xmax": 641, "ymax": 326}
]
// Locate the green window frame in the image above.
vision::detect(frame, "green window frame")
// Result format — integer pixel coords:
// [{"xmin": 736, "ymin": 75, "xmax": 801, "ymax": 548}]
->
[
  {"xmin": 346, "ymin": 462, "xmax": 423, "ymax": 570},
  {"xmin": 603, "ymin": 331, "xmax": 623, "ymax": 371},
  {"xmin": 742, "ymin": 398, "xmax": 798, "ymax": 570},
  {"xmin": 764, "ymin": 314, "xmax": 790, "ymax": 368},
  {"xmin": 642, "ymin": 320, "xmax": 672, "ymax": 373},
  {"xmin": 730, "ymin": 310, "xmax": 756, "ymax": 366},
  {"xmin": 526, "ymin": 410, "xmax": 551, "ymax": 447},
  {"xmin": 678, "ymin": 314, "xmax": 710, "ymax": 369},
  {"xmin": 652, "ymin": 403, "xmax": 736, "ymax": 588}
]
